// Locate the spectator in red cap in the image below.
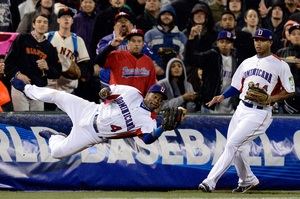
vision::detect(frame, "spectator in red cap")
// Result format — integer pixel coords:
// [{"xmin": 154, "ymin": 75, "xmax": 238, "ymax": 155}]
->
[{"xmin": 95, "ymin": 28, "xmax": 157, "ymax": 97}]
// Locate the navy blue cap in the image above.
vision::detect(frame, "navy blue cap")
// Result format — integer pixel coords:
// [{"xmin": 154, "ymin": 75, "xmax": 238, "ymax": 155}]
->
[
  {"xmin": 253, "ymin": 28, "xmax": 273, "ymax": 40},
  {"xmin": 217, "ymin": 30, "xmax": 235, "ymax": 41},
  {"xmin": 148, "ymin": 84, "xmax": 168, "ymax": 100}
]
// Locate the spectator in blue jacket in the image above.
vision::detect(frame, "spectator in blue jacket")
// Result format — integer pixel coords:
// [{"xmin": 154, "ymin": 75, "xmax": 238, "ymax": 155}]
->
[{"xmin": 144, "ymin": 4, "xmax": 187, "ymax": 79}]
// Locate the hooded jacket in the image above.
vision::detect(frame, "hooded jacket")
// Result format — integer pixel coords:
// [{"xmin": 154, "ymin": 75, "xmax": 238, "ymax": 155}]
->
[
  {"xmin": 157, "ymin": 58, "xmax": 196, "ymax": 112},
  {"xmin": 16, "ymin": 0, "xmax": 58, "ymax": 33},
  {"xmin": 144, "ymin": 5, "xmax": 187, "ymax": 69}
]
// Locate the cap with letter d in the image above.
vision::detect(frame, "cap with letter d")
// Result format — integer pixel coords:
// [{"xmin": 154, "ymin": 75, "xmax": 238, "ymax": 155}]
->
[
  {"xmin": 217, "ymin": 30, "xmax": 236, "ymax": 41},
  {"xmin": 253, "ymin": 28, "xmax": 273, "ymax": 40},
  {"xmin": 148, "ymin": 84, "xmax": 168, "ymax": 100}
]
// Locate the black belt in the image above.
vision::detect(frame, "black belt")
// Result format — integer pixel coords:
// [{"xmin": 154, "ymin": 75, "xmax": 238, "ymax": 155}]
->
[
  {"xmin": 242, "ymin": 100, "xmax": 264, "ymax": 110},
  {"xmin": 93, "ymin": 114, "xmax": 99, "ymax": 133}
]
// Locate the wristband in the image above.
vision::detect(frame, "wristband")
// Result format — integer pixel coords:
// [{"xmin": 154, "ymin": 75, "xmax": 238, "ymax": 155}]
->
[{"xmin": 223, "ymin": 86, "xmax": 240, "ymax": 99}]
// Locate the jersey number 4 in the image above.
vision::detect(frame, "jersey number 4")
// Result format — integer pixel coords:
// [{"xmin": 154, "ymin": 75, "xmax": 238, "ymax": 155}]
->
[{"xmin": 110, "ymin": 125, "xmax": 122, "ymax": 132}]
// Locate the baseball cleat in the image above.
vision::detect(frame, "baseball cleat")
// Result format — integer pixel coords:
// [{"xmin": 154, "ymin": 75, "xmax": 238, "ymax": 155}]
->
[
  {"xmin": 39, "ymin": 130, "xmax": 67, "ymax": 140},
  {"xmin": 198, "ymin": 183, "xmax": 212, "ymax": 193},
  {"xmin": 232, "ymin": 182, "xmax": 259, "ymax": 193},
  {"xmin": 10, "ymin": 77, "xmax": 26, "ymax": 92}
]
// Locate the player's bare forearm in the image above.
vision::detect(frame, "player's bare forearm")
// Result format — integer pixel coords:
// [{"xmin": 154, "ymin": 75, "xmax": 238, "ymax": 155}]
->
[
  {"xmin": 269, "ymin": 90, "xmax": 295, "ymax": 103},
  {"xmin": 206, "ymin": 95, "xmax": 224, "ymax": 107}
]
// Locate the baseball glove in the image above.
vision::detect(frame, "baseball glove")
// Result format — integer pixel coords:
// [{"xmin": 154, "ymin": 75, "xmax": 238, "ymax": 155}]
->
[
  {"xmin": 245, "ymin": 82, "xmax": 271, "ymax": 105},
  {"xmin": 161, "ymin": 107, "xmax": 186, "ymax": 131},
  {"xmin": 62, "ymin": 60, "xmax": 81, "ymax": 80}
]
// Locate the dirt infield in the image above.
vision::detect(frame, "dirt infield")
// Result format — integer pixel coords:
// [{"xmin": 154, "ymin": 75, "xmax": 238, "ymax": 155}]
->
[{"xmin": 1, "ymin": 190, "xmax": 300, "ymax": 199}]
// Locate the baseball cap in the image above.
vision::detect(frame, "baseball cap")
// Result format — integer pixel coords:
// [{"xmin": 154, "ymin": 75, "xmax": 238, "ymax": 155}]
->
[
  {"xmin": 115, "ymin": 12, "xmax": 131, "ymax": 23},
  {"xmin": 253, "ymin": 28, "xmax": 273, "ymax": 40},
  {"xmin": 217, "ymin": 30, "xmax": 236, "ymax": 41},
  {"xmin": 288, "ymin": 23, "xmax": 300, "ymax": 34},
  {"xmin": 148, "ymin": 84, "xmax": 168, "ymax": 100},
  {"xmin": 57, "ymin": 7, "xmax": 75, "ymax": 18},
  {"xmin": 126, "ymin": 28, "xmax": 144, "ymax": 40}
]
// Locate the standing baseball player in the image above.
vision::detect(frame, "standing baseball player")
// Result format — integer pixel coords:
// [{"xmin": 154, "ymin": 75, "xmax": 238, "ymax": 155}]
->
[
  {"xmin": 10, "ymin": 76, "xmax": 184, "ymax": 159},
  {"xmin": 198, "ymin": 28, "xmax": 295, "ymax": 193}
]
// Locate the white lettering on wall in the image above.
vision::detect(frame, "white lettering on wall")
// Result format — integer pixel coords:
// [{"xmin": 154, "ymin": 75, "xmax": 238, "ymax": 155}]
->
[
  {"xmin": 179, "ymin": 129, "xmax": 210, "ymax": 165},
  {"xmin": 107, "ymin": 139, "xmax": 135, "ymax": 164},
  {"xmin": 0, "ymin": 129, "xmax": 13, "ymax": 162},
  {"xmin": 7, "ymin": 127, "xmax": 38, "ymax": 162},
  {"xmin": 294, "ymin": 130, "xmax": 300, "ymax": 159},
  {"xmin": 160, "ymin": 130, "xmax": 183, "ymax": 165}
]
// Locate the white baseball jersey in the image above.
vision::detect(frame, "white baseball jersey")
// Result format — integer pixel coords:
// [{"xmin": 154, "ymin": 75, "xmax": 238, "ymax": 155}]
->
[
  {"xmin": 45, "ymin": 32, "xmax": 90, "ymax": 93},
  {"xmin": 95, "ymin": 85, "xmax": 157, "ymax": 138},
  {"xmin": 201, "ymin": 54, "xmax": 295, "ymax": 191},
  {"xmin": 24, "ymin": 84, "xmax": 157, "ymax": 158},
  {"xmin": 232, "ymin": 54, "xmax": 295, "ymax": 103}
]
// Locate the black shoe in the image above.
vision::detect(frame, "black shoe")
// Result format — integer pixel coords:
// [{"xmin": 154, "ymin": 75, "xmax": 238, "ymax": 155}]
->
[
  {"xmin": 10, "ymin": 77, "xmax": 26, "ymax": 92},
  {"xmin": 198, "ymin": 183, "xmax": 212, "ymax": 193},
  {"xmin": 39, "ymin": 130, "xmax": 67, "ymax": 140},
  {"xmin": 232, "ymin": 183, "xmax": 259, "ymax": 193}
]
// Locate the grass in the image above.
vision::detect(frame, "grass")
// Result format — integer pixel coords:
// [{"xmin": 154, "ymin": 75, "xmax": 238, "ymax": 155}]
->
[{"xmin": 0, "ymin": 190, "xmax": 300, "ymax": 199}]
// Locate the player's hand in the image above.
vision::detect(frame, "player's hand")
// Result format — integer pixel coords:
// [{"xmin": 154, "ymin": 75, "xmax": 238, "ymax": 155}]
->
[
  {"xmin": 206, "ymin": 95, "xmax": 224, "ymax": 107},
  {"xmin": 99, "ymin": 87, "xmax": 112, "ymax": 100}
]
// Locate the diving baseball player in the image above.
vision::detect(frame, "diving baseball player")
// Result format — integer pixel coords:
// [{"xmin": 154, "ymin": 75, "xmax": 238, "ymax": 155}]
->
[
  {"xmin": 10, "ymin": 76, "xmax": 184, "ymax": 159},
  {"xmin": 198, "ymin": 28, "xmax": 295, "ymax": 193}
]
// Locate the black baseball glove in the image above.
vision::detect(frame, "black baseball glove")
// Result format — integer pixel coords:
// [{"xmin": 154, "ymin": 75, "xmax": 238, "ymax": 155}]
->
[{"xmin": 161, "ymin": 107, "xmax": 186, "ymax": 131}]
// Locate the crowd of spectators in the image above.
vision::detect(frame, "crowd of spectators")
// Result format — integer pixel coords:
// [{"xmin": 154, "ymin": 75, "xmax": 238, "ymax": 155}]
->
[{"xmin": 0, "ymin": 0, "xmax": 299, "ymax": 114}]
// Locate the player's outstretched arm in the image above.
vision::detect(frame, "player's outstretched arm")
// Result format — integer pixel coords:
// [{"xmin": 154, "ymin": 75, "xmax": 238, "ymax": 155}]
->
[
  {"xmin": 206, "ymin": 95, "xmax": 224, "ymax": 107},
  {"xmin": 206, "ymin": 86, "xmax": 240, "ymax": 107},
  {"xmin": 141, "ymin": 107, "xmax": 187, "ymax": 144},
  {"xmin": 141, "ymin": 126, "xmax": 164, "ymax": 144}
]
